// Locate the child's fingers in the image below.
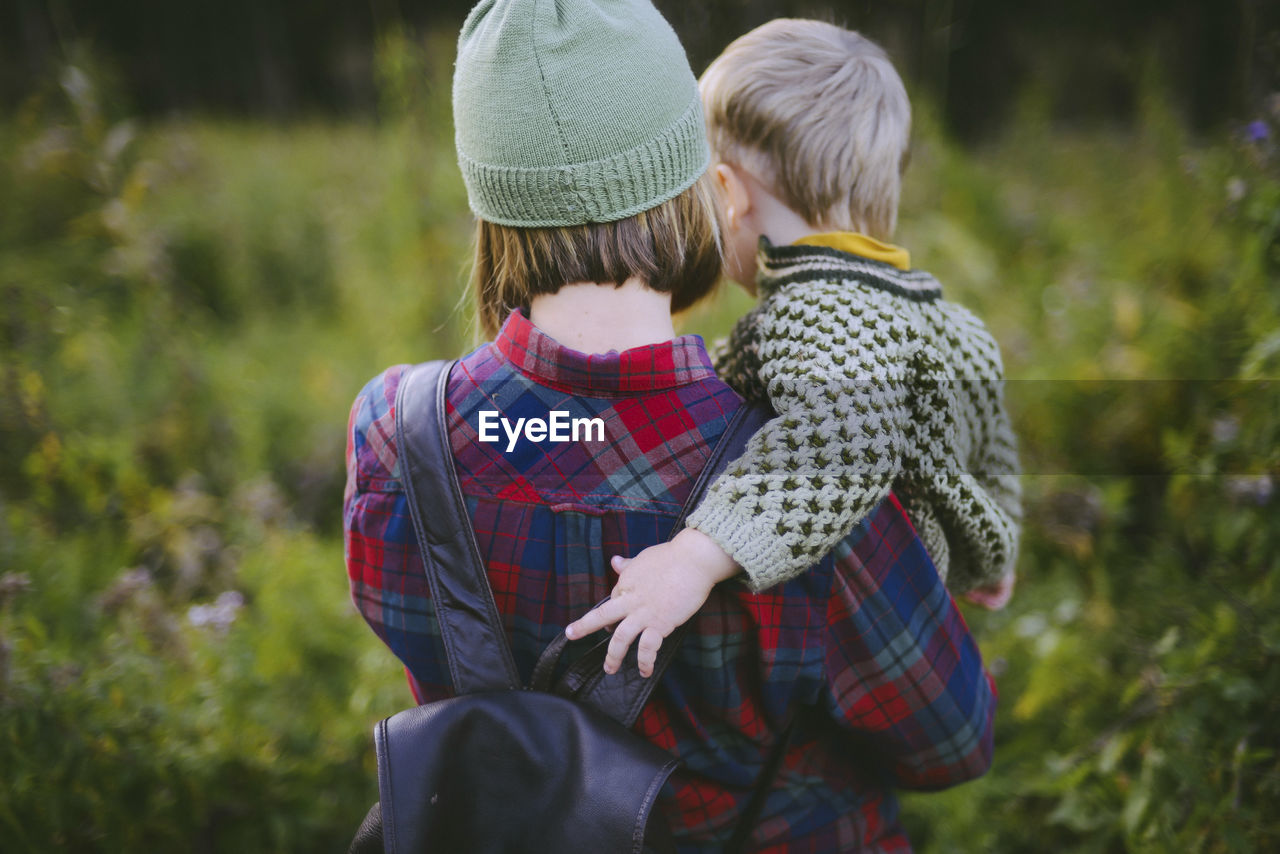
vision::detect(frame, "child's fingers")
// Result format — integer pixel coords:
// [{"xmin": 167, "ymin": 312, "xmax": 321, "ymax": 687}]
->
[
  {"xmin": 603, "ymin": 616, "xmax": 643, "ymax": 675},
  {"xmin": 565, "ymin": 596, "xmax": 627, "ymax": 639},
  {"xmin": 635, "ymin": 626, "xmax": 664, "ymax": 678},
  {"xmin": 962, "ymin": 586, "xmax": 1011, "ymax": 610},
  {"xmin": 982, "ymin": 587, "xmax": 1013, "ymax": 610},
  {"xmin": 611, "ymin": 554, "xmax": 633, "ymax": 572},
  {"xmin": 962, "ymin": 574, "xmax": 1015, "ymax": 610}
]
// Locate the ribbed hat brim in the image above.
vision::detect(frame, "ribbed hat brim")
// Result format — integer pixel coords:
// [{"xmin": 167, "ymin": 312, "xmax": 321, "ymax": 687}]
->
[{"xmin": 459, "ymin": 99, "xmax": 709, "ymax": 227}]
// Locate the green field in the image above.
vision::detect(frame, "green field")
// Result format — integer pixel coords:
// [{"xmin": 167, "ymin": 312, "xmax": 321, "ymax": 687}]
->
[{"xmin": 2, "ymin": 43, "xmax": 1278, "ymax": 852}]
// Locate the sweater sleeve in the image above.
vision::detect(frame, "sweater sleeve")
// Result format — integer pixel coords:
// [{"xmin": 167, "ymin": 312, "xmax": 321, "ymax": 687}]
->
[
  {"xmin": 902, "ymin": 307, "xmax": 1023, "ymax": 592},
  {"xmin": 689, "ymin": 283, "xmax": 912, "ymax": 591},
  {"xmin": 950, "ymin": 348, "xmax": 1023, "ymax": 590},
  {"xmin": 981, "ymin": 393, "xmax": 1024, "ymax": 541},
  {"xmin": 344, "ymin": 365, "xmax": 448, "ymax": 697},
  {"xmin": 709, "ymin": 310, "xmax": 769, "ymax": 403}
]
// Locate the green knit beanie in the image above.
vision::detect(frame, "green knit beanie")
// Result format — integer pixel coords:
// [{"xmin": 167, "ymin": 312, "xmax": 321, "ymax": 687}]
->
[{"xmin": 452, "ymin": 0, "xmax": 710, "ymax": 227}]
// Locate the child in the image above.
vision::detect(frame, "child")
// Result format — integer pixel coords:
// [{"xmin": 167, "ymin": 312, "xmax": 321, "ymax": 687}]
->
[{"xmin": 566, "ymin": 19, "xmax": 1022, "ymax": 675}]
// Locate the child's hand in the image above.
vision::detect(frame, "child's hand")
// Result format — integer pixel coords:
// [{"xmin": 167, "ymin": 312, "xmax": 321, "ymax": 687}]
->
[
  {"xmin": 962, "ymin": 572, "xmax": 1016, "ymax": 610},
  {"xmin": 564, "ymin": 528, "xmax": 740, "ymax": 677}
]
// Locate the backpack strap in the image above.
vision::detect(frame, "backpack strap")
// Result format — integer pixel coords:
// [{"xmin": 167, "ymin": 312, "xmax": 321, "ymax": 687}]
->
[{"xmin": 395, "ymin": 359, "xmax": 520, "ymax": 694}]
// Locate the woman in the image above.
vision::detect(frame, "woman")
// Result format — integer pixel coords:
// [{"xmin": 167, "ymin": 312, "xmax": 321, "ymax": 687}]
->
[{"xmin": 344, "ymin": 1, "xmax": 995, "ymax": 849}]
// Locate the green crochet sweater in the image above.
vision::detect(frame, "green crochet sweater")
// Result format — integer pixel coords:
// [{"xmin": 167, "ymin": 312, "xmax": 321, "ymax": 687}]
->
[{"xmin": 686, "ymin": 236, "xmax": 1022, "ymax": 592}]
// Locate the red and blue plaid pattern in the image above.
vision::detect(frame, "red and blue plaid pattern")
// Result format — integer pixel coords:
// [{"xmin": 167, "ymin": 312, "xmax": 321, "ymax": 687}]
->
[{"xmin": 345, "ymin": 310, "xmax": 995, "ymax": 852}]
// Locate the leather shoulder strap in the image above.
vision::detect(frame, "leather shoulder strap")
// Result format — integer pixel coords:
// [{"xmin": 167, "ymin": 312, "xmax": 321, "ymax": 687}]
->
[{"xmin": 395, "ymin": 360, "xmax": 520, "ymax": 694}]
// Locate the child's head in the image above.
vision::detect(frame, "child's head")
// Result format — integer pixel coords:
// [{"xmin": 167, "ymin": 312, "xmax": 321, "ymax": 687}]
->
[{"xmin": 700, "ymin": 19, "xmax": 911, "ymax": 277}]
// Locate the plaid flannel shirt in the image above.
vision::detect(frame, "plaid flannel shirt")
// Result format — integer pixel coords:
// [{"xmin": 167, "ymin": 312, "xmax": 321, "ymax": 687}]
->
[{"xmin": 344, "ymin": 309, "xmax": 996, "ymax": 853}]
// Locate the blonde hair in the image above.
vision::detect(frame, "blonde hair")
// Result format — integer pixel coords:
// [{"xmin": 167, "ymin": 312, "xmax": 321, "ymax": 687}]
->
[
  {"xmin": 700, "ymin": 19, "xmax": 911, "ymax": 241},
  {"xmin": 471, "ymin": 179, "xmax": 721, "ymax": 339}
]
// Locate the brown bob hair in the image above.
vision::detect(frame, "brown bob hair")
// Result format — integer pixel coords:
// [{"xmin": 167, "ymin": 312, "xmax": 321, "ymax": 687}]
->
[{"xmin": 471, "ymin": 179, "xmax": 722, "ymax": 339}]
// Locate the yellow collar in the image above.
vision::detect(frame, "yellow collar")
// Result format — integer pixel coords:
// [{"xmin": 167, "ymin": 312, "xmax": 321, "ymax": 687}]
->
[{"xmin": 792, "ymin": 231, "xmax": 911, "ymax": 271}]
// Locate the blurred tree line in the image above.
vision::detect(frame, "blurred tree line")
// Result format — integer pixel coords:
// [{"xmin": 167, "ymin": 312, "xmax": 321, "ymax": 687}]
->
[{"xmin": 3, "ymin": 0, "xmax": 1278, "ymax": 138}]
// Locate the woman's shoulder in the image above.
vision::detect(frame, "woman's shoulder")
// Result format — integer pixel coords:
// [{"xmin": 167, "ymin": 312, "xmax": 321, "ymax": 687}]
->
[{"xmin": 347, "ymin": 364, "xmax": 414, "ymax": 488}]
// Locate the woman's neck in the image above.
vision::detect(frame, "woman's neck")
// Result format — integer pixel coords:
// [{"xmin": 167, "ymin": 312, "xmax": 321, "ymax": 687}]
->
[{"xmin": 528, "ymin": 277, "xmax": 676, "ymax": 355}]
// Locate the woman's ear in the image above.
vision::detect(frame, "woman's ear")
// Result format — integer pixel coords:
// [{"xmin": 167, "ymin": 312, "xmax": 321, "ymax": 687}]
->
[{"xmin": 713, "ymin": 162, "xmax": 751, "ymax": 232}]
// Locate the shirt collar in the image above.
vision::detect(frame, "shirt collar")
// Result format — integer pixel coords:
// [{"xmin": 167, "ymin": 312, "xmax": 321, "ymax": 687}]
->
[{"xmin": 492, "ymin": 309, "xmax": 718, "ymax": 393}]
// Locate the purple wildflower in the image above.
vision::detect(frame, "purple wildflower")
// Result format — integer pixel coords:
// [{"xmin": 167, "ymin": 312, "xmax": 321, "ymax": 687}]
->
[{"xmin": 188, "ymin": 590, "xmax": 246, "ymax": 632}]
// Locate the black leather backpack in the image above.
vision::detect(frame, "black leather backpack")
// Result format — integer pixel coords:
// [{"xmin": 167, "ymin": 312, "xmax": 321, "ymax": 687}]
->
[{"xmin": 349, "ymin": 360, "xmax": 777, "ymax": 854}]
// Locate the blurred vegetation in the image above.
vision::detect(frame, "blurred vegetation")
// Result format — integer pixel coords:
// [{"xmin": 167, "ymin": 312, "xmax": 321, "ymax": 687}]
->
[
  {"xmin": 895, "ymin": 85, "xmax": 1280, "ymax": 854},
  {"xmin": 2, "ymin": 27, "xmax": 1278, "ymax": 854}
]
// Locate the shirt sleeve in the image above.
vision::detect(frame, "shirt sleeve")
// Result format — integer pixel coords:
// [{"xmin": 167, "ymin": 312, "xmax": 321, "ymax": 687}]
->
[
  {"xmin": 343, "ymin": 365, "xmax": 448, "ymax": 696},
  {"xmin": 689, "ymin": 282, "xmax": 912, "ymax": 591},
  {"xmin": 819, "ymin": 497, "xmax": 997, "ymax": 790}
]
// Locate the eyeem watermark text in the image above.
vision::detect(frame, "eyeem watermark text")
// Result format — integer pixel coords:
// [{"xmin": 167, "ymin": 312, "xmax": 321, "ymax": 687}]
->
[{"xmin": 478, "ymin": 410, "xmax": 605, "ymax": 452}]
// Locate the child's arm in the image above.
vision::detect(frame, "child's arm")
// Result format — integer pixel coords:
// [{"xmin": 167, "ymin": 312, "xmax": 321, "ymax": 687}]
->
[
  {"xmin": 962, "ymin": 391, "xmax": 1022, "ymax": 607},
  {"xmin": 926, "ymin": 310, "xmax": 1023, "ymax": 601},
  {"xmin": 688, "ymin": 282, "xmax": 912, "ymax": 588},
  {"xmin": 566, "ymin": 284, "xmax": 913, "ymax": 674}
]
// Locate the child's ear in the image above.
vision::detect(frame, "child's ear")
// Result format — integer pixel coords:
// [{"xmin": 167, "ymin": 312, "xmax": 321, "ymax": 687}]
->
[{"xmin": 713, "ymin": 162, "xmax": 752, "ymax": 231}]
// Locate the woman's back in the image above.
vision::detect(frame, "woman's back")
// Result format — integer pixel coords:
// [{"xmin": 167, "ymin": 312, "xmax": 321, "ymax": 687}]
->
[{"xmin": 345, "ymin": 310, "xmax": 996, "ymax": 851}]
